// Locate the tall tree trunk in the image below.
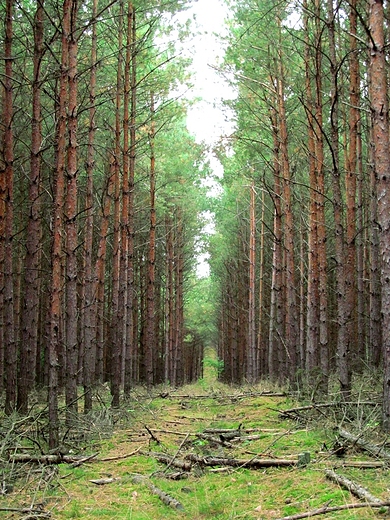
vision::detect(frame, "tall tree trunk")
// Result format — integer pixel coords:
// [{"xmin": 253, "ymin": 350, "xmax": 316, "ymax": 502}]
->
[
  {"xmin": 304, "ymin": 36, "xmax": 320, "ymax": 380},
  {"xmin": 116, "ymin": 0, "xmax": 134, "ymax": 400},
  {"xmin": 110, "ymin": 0, "xmax": 124, "ymax": 407},
  {"xmin": 368, "ymin": 0, "xmax": 390, "ymax": 432},
  {"xmin": 124, "ymin": 3, "xmax": 136, "ymax": 396},
  {"xmin": 94, "ymin": 161, "xmax": 114, "ymax": 383},
  {"xmin": 0, "ymin": 88, "xmax": 4, "ymax": 392},
  {"xmin": 326, "ymin": 0, "xmax": 350, "ymax": 398},
  {"xmin": 313, "ymin": 0, "xmax": 328, "ymax": 393},
  {"xmin": 165, "ymin": 215, "xmax": 175, "ymax": 382},
  {"xmin": 257, "ymin": 189, "xmax": 266, "ymax": 375},
  {"xmin": 173, "ymin": 209, "xmax": 184, "ymax": 385},
  {"xmin": 247, "ymin": 180, "xmax": 256, "ymax": 382},
  {"xmin": 146, "ymin": 92, "xmax": 156, "ymax": 386},
  {"xmin": 268, "ymin": 107, "xmax": 283, "ymax": 381},
  {"xmin": 3, "ymin": 0, "xmax": 16, "ymax": 415},
  {"xmin": 64, "ymin": 0, "xmax": 79, "ymax": 423},
  {"xmin": 277, "ymin": 48, "xmax": 298, "ymax": 382},
  {"xmin": 17, "ymin": 0, "xmax": 44, "ymax": 413},
  {"xmin": 369, "ymin": 128, "xmax": 382, "ymax": 367},
  {"xmin": 345, "ymin": 0, "xmax": 359, "ymax": 371},
  {"xmin": 48, "ymin": 0, "xmax": 71, "ymax": 448},
  {"xmin": 83, "ymin": 0, "xmax": 98, "ymax": 414}
]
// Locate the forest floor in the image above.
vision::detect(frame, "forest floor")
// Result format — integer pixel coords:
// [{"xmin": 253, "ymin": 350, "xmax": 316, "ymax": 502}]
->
[{"xmin": 1, "ymin": 363, "xmax": 390, "ymax": 519}]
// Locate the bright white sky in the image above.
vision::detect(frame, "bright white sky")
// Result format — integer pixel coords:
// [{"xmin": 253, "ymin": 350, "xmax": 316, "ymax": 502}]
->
[
  {"xmin": 166, "ymin": 0, "xmax": 237, "ymax": 276},
  {"xmin": 178, "ymin": 0, "xmax": 236, "ymax": 145}
]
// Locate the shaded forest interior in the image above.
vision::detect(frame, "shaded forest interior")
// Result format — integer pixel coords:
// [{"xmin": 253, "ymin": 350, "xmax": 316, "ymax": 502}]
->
[{"xmin": 2, "ymin": 0, "xmax": 390, "ymax": 450}]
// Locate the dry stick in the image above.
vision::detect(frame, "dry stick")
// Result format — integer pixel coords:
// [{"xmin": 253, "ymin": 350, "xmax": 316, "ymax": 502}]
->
[
  {"xmin": 324, "ymin": 469, "xmax": 383, "ymax": 504},
  {"xmin": 167, "ymin": 391, "xmax": 286, "ymax": 399},
  {"xmin": 144, "ymin": 425, "xmax": 160, "ymax": 443},
  {"xmin": 184, "ymin": 454, "xmax": 296, "ymax": 469},
  {"xmin": 99, "ymin": 446, "xmax": 143, "ymax": 461},
  {"xmin": 280, "ymin": 401, "xmax": 378, "ymax": 416},
  {"xmin": 163, "ymin": 432, "xmax": 190, "ymax": 474},
  {"xmin": 196, "ymin": 432, "xmax": 234, "ymax": 448},
  {"xmin": 338, "ymin": 428, "xmax": 390, "ymax": 460},
  {"xmin": 70, "ymin": 452, "xmax": 98, "ymax": 467},
  {"xmin": 9, "ymin": 453, "xmax": 98, "ymax": 464},
  {"xmin": 89, "ymin": 477, "xmax": 119, "ymax": 485},
  {"xmin": 0, "ymin": 507, "xmax": 51, "ymax": 516},
  {"xmin": 203, "ymin": 427, "xmax": 279, "ymax": 434},
  {"xmin": 131, "ymin": 474, "xmax": 184, "ymax": 510},
  {"xmin": 148, "ymin": 428, "xmax": 193, "ymax": 436},
  {"xmin": 332, "ymin": 460, "xmax": 385, "ymax": 468},
  {"xmin": 147, "ymin": 452, "xmax": 192, "ymax": 471},
  {"xmin": 275, "ymin": 501, "xmax": 390, "ymax": 520}
]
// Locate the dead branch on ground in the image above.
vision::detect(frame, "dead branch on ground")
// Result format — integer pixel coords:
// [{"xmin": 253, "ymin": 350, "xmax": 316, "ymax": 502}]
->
[
  {"xmin": 131, "ymin": 474, "xmax": 184, "ymax": 510},
  {"xmin": 184, "ymin": 454, "xmax": 297, "ymax": 469},
  {"xmin": 275, "ymin": 500, "xmax": 390, "ymax": 520},
  {"xmin": 9, "ymin": 452, "xmax": 98, "ymax": 465},
  {"xmin": 338, "ymin": 428, "xmax": 390, "ymax": 460},
  {"xmin": 325, "ymin": 468, "xmax": 383, "ymax": 504}
]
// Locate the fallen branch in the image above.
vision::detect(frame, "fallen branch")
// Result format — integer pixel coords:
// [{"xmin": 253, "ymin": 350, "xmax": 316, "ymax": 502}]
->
[
  {"xmin": 148, "ymin": 452, "xmax": 192, "ymax": 471},
  {"xmin": 145, "ymin": 425, "xmax": 160, "ymax": 444},
  {"xmin": 338, "ymin": 428, "xmax": 390, "ymax": 460},
  {"xmin": 185, "ymin": 454, "xmax": 296, "ymax": 469},
  {"xmin": 0, "ymin": 507, "xmax": 51, "ymax": 518},
  {"xmin": 167, "ymin": 391, "xmax": 286, "ymax": 399},
  {"xmin": 280, "ymin": 401, "xmax": 378, "ymax": 416},
  {"xmin": 163, "ymin": 433, "xmax": 190, "ymax": 473},
  {"xmin": 203, "ymin": 427, "xmax": 279, "ymax": 434},
  {"xmin": 89, "ymin": 477, "xmax": 119, "ymax": 485},
  {"xmin": 325, "ymin": 469, "xmax": 382, "ymax": 504},
  {"xmin": 70, "ymin": 452, "xmax": 98, "ymax": 467},
  {"xmin": 131, "ymin": 474, "xmax": 184, "ymax": 510},
  {"xmin": 99, "ymin": 446, "xmax": 143, "ymax": 462},
  {"xmin": 195, "ymin": 433, "xmax": 234, "ymax": 448},
  {"xmin": 333, "ymin": 460, "xmax": 385, "ymax": 468},
  {"xmin": 9, "ymin": 453, "xmax": 98, "ymax": 465},
  {"xmin": 275, "ymin": 500, "xmax": 390, "ymax": 520}
]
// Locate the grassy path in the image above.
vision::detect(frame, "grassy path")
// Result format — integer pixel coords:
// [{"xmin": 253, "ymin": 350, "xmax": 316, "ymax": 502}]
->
[{"xmin": 2, "ymin": 377, "xmax": 389, "ymax": 519}]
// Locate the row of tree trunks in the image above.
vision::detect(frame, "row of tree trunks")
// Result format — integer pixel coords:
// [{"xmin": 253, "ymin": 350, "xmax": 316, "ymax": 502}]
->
[
  {"xmin": 0, "ymin": 0, "xmax": 205, "ymax": 440},
  {"xmin": 214, "ymin": 0, "xmax": 388, "ymax": 421}
]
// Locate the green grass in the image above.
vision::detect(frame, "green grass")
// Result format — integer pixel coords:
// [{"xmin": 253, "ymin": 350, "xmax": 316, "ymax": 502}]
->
[{"xmin": 1, "ymin": 379, "xmax": 389, "ymax": 520}]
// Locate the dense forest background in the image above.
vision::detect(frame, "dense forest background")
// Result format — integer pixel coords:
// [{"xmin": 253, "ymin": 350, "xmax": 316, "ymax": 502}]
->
[{"xmin": 1, "ymin": 0, "xmax": 390, "ymax": 447}]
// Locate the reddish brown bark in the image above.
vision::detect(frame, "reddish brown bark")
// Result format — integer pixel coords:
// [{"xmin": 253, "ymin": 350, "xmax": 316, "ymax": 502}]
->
[
  {"xmin": 257, "ymin": 189, "xmax": 266, "ymax": 375},
  {"xmin": 17, "ymin": 0, "xmax": 45, "ymax": 413},
  {"xmin": 313, "ymin": 0, "xmax": 328, "ymax": 391},
  {"xmin": 94, "ymin": 161, "xmax": 114, "ymax": 383},
  {"xmin": 145, "ymin": 93, "xmax": 156, "ymax": 386},
  {"xmin": 268, "ymin": 106, "xmax": 283, "ymax": 381},
  {"xmin": 124, "ymin": 3, "xmax": 136, "ymax": 396},
  {"xmin": 48, "ymin": 0, "xmax": 71, "ymax": 448},
  {"xmin": 344, "ymin": 0, "xmax": 359, "ymax": 371},
  {"xmin": 304, "ymin": 36, "xmax": 320, "ymax": 377},
  {"xmin": 164, "ymin": 215, "xmax": 175, "ymax": 382},
  {"xmin": 115, "ymin": 0, "xmax": 134, "ymax": 400},
  {"xmin": 368, "ymin": 0, "xmax": 390, "ymax": 431},
  {"xmin": 110, "ymin": 0, "xmax": 124, "ymax": 407},
  {"xmin": 83, "ymin": 0, "xmax": 98, "ymax": 414},
  {"xmin": 247, "ymin": 180, "xmax": 256, "ymax": 382},
  {"xmin": 64, "ymin": 0, "xmax": 79, "ymax": 422},
  {"xmin": 0, "ymin": 89, "xmax": 4, "ymax": 391},
  {"xmin": 3, "ymin": 0, "xmax": 16, "ymax": 415},
  {"xmin": 326, "ymin": 0, "xmax": 350, "ymax": 398},
  {"xmin": 173, "ymin": 209, "xmax": 184, "ymax": 385},
  {"xmin": 276, "ymin": 44, "xmax": 298, "ymax": 380}
]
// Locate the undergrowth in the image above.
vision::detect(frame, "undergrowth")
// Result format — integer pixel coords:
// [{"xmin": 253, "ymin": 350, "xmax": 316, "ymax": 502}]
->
[{"xmin": 1, "ymin": 371, "xmax": 389, "ymax": 519}]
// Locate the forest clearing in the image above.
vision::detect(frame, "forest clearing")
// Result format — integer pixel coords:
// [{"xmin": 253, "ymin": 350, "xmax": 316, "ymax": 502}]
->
[{"xmin": 1, "ymin": 357, "xmax": 390, "ymax": 520}]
